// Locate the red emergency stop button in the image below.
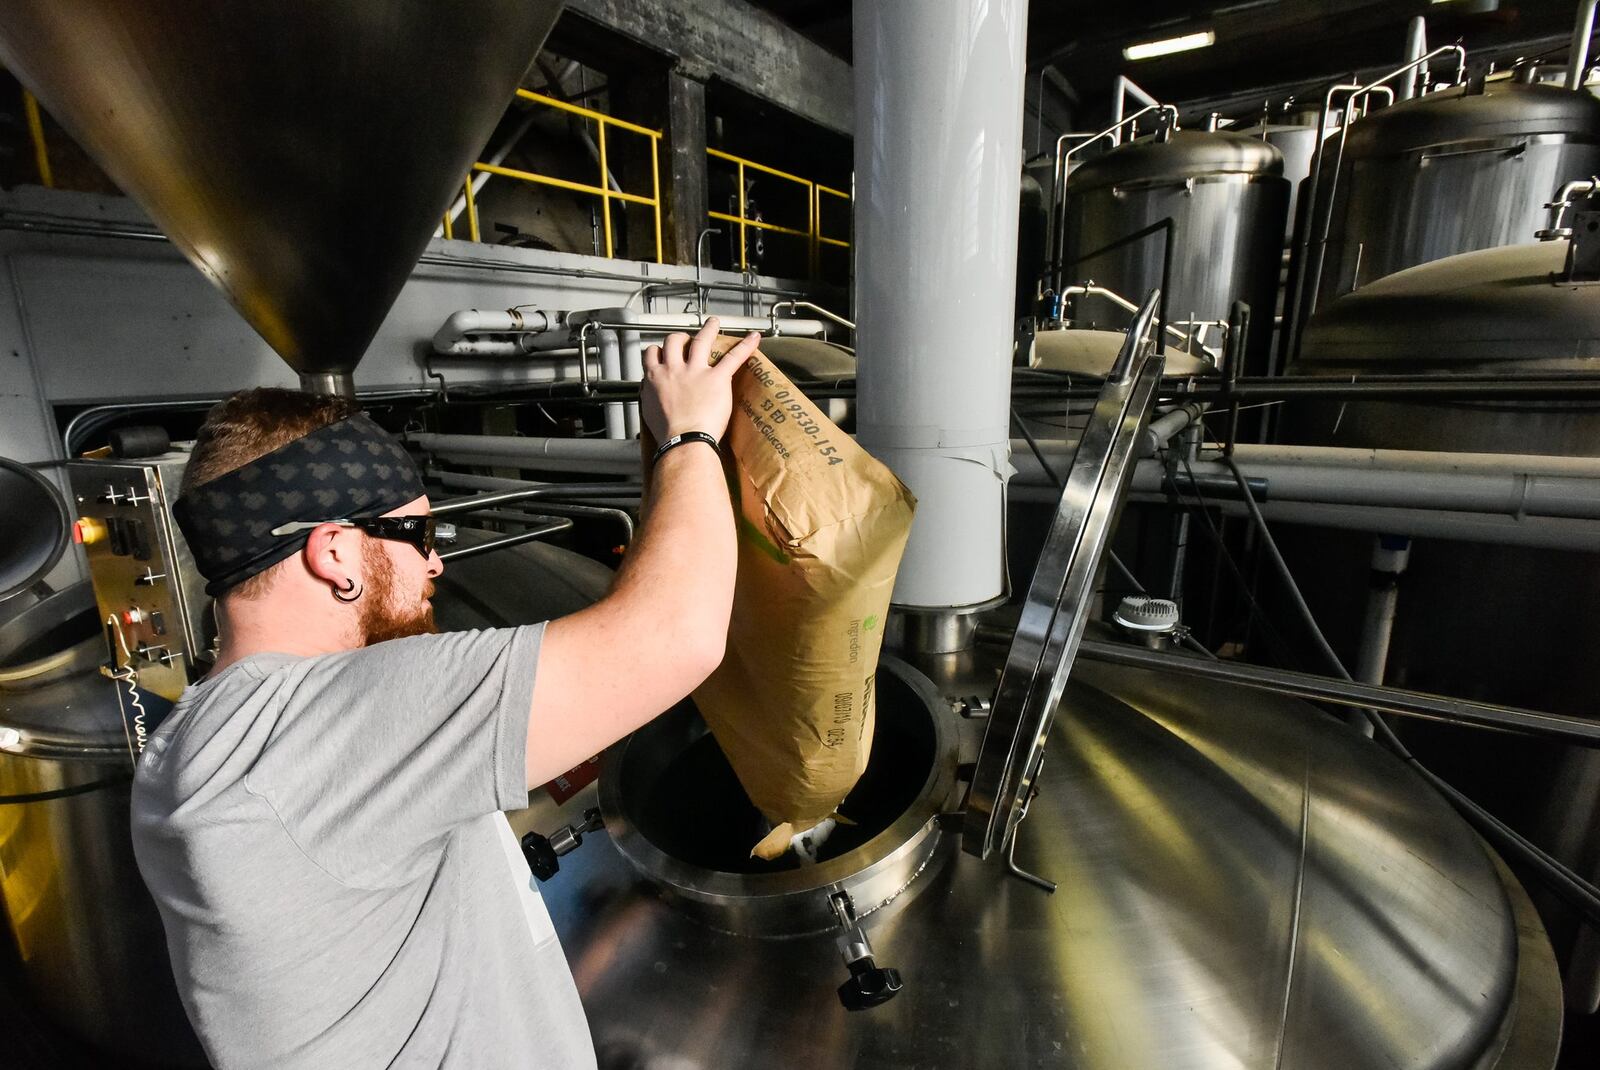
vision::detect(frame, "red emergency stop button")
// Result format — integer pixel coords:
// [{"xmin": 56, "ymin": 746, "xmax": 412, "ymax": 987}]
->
[{"xmin": 74, "ymin": 517, "xmax": 108, "ymax": 545}]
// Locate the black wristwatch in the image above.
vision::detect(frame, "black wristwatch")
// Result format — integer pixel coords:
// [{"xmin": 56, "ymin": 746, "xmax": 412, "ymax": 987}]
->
[{"xmin": 651, "ymin": 430, "xmax": 720, "ymax": 465}]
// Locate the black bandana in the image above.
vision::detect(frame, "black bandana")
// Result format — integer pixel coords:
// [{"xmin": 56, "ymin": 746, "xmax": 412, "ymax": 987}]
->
[{"xmin": 174, "ymin": 413, "xmax": 426, "ymax": 595}]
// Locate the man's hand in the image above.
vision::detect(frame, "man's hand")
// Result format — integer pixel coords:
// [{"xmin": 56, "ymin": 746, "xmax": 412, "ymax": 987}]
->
[
  {"xmin": 640, "ymin": 318, "xmax": 760, "ymax": 443},
  {"xmin": 528, "ymin": 319, "xmax": 755, "ymax": 786}
]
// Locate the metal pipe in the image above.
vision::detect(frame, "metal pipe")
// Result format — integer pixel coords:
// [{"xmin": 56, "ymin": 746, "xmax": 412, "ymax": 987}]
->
[
  {"xmin": 451, "ymin": 370, "xmax": 1600, "ymax": 406},
  {"xmin": 1059, "ymin": 284, "xmax": 1215, "ymax": 356},
  {"xmin": 568, "ymin": 308, "xmax": 828, "ymax": 338},
  {"xmin": 1075, "ymin": 639, "xmax": 1600, "ymax": 746},
  {"xmin": 1220, "ymin": 444, "xmax": 1600, "ymax": 480},
  {"xmin": 1354, "ymin": 536, "xmax": 1409, "ymax": 688},
  {"xmin": 1142, "ymin": 402, "xmax": 1206, "ymax": 457},
  {"xmin": 1111, "ymin": 76, "xmax": 1164, "ymax": 146},
  {"xmin": 767, "ymin": 300, "xmax": 856, "ymax": 333},
  {"xmin": 1010, "ymin": 448, "xmax": 1600, "ymax": 520},
  {"xmin": 1540, "ymin": 175, "xmax": 1600, "ymax": 239},
  {"xmin": 598, "ymin": 330, "xmax": 626, "ymax": 439},
  {"xmin": 1569, "ymin": 0, "xmax": 1599, "ymax": 90},
  {"xmin": 432, "ymin": 472, "xmax": 638, "ymax": 542},
  {"xmin": 407, "ymin": 433, "xmax": 641, "ymax": 476},
  {"xmin": 1399, "ymin": 17, "xmax": 1429, "ymax": 101},
  {"xmin": 474, "ymin": 502, "xmax": 635, "ymax": 544},
  {"xmin": 1153, "ymin": 496, "xmax": 1600, "ymax": 553},
  {"xmin": 432, "ymin": 308, "xmax": 554, "ymax": 353},
  {"xmin": 438, "ymin": 517, "xmax": 573, "ymax": 562},
  {"xmin": 431, "ymin": 481, "xmax": 644, "ymax": 515}
]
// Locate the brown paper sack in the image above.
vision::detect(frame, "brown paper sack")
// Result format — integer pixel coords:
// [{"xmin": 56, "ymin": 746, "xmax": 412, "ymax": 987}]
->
[{"xmin": 646, "ymin": 339, "xmax": 915, "ymax": 860}]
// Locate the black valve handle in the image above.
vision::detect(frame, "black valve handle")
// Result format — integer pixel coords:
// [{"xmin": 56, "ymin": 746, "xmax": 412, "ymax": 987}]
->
[
  {"xmin": 837, "ymin": 956, "xmax": 904, "ymax": 1012},
  {"xmin": 521, "ymin": 807, "xmax": 603, "ymax": 883}
]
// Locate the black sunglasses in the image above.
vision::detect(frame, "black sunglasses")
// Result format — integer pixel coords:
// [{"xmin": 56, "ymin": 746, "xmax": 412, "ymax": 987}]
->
[{"xmin": 270, "ymin": 515, "xmax": 457, "ymax": 558}]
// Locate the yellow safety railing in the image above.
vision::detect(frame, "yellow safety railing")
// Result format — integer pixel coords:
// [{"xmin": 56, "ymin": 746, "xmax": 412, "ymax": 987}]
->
[
  {"xmin": 444, "ymin": 89, "xmax": 663, "ymax": 263},
  {"xmin": 813, "ymin": 182, "xmax": 851, "ymax": 263},
  {"xmin": 707, "ymin": 147, "xmax": 850, "ymax": 276},
  {"xmin": 22, "ymin": 90, "xmax": 53, "ymax": 188}
]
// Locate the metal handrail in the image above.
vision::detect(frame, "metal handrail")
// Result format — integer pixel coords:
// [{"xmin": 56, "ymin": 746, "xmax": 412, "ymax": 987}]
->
[
  {"xmin": 1284, "ymin": 44, "xmax": 1468, "ymax": 361},
  {"xmin": 443, "ymin": 88, "xmax": 664, "ymax": 263},
  {"xmin": 707, "ymin": 147, "xmax": 851, "ymax": 277},
  {"xmin": 1049, "ymin": 103, "xmax": 1180, "ymax": 293}
]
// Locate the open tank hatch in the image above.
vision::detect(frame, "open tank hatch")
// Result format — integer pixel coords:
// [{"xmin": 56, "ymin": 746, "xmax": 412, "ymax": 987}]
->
[{"xmin": 599, "ymin": 655, "xmax": 957, "ymax": 938}]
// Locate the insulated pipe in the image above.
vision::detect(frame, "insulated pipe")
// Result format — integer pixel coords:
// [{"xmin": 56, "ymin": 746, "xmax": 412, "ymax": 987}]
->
[
  {"xmin": 620, "ymin": 327, "xmax": 644, "ymax": 439},
  {"xmin": 1142, "ymin": 402, "xmax": 1206, "ymax": 457},
  {"xmin": 1214, "ymin": 444, "xmax": 1600, "ymax": 479},
  {"xmin": 854, "ymin": 0, "xmax": 1028, "ymax": 609},
  {"xmin": 432, "ymin": 308, "xmax": 554, "ymax": 353},
  {"xmin": 563, "ymin": 309, "xmax": 828, "ymax": 338},
  {"xmin": 1011, "ymin": 484, "xmax": 1600, "ymax": 552},
  {"xmin": 1570, "ymin": 0, "xmax": 1599, "ymax": 91},
  {"xmin": 1010, "ymin": 448, "xmax": 1600, "ymax": 520},
  {"xmin": 598, "ymin": 330, "xmax": 626, "ymax": 439}
]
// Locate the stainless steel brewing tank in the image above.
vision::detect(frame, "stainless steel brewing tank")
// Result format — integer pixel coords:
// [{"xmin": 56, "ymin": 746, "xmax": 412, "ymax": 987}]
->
[
  {"xmin": 1312, "ymin": 80, "xmax": 1600, "ymax": 307},
  {"xmin": 1059, "ymin": 130, "xmax": 1289, "ymax": 374},
  {"xmin": 1291, "ymin": 242, "xmax": 1600, "ymax": 1009},
  {"xmin": 507, "ymin": 634, "xmax": 1558, "ymax": 1068},
  {"xmin": 1240, "ymin": 121, "xmax": 1320, "ymax": 246},
  {"xmin": 0, "ymin": 584, "xmax": 205, "ymax": 1065}
]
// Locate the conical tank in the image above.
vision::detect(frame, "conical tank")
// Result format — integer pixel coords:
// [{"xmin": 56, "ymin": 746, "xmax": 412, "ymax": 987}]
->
[{"xmin": 0, "ymin": 0, "xmax": 563, "ymax": 394}]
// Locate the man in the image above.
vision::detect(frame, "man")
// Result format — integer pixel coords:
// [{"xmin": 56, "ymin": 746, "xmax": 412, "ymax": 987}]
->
[{"xmin": 132, "ymin": 320, "xmax": 760, "ymax": 1068}]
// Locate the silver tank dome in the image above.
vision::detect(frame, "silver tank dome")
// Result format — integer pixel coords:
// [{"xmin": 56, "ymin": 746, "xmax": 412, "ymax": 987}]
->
[
  {"xmin": 1067, "ymin": 128, "xmax": 1285, "ymax": 192},
  {"xmin": 1299, "ymin": 241, "xmax": 1600, "ymax": 369}
]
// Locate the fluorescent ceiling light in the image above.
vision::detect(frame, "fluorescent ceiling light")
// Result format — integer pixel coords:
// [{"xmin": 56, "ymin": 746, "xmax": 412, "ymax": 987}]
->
[{"xmin": 1123, "ymin": 30, "xmax": 1216, "ymax": 62}]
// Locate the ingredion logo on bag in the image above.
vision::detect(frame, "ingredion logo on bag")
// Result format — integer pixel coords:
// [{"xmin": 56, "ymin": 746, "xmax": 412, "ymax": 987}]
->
[{"xmin": 646, "ymin": 340, "xmax": 915, "ymax": 861}]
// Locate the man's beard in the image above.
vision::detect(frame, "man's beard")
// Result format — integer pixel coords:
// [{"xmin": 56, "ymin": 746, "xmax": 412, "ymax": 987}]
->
[{"xmin": 359, "ymin": 539, "xmax": 437, "ymax": 645}]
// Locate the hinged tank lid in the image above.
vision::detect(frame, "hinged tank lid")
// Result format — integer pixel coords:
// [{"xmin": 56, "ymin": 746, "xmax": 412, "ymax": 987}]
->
[{"xmin": 963, "ymin": 293, "xmax": 1166, "ymax": 861}]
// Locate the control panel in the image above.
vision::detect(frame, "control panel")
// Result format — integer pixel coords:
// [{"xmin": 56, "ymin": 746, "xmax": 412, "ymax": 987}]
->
[{"xmin": 68, "ymin": 451, "xmax": 213, "ymax": 701}]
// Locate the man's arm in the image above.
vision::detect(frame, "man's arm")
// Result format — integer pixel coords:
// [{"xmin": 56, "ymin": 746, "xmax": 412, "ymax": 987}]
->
[{"xmin": 523, "ymin": 319, "xmax": 758, "ymax": 787}]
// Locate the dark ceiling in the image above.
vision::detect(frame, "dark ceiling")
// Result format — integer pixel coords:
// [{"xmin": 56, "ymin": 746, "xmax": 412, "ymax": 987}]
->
[{"xmin": 750, "ymin": 1, "xmax": 1586, "ymax": 120}]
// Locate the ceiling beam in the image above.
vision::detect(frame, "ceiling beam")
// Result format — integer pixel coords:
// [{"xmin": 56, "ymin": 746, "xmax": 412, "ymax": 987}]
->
[{"xmin": 565, "ymin": 0, "xmax": 853, "ymax": 134}]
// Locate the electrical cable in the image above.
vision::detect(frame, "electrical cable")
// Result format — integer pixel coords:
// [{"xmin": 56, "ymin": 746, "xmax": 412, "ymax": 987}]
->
[
  {"xmin": 1163, "ymin": 446, "xmax": 1299, "ymax": 665},
  {"xmin": 105, "ymin": 615, "xmax": 150, "ymax": 766},
  {"xmin": 1218, "ymin": 452, "xmax": 1600, "ymax": 928}
]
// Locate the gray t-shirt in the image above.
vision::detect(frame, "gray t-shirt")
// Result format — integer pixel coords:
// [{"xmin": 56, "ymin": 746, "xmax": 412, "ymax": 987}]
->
[{"xmin": 130, "ymin": 625, "xmax": 597, "ymax": 1069}]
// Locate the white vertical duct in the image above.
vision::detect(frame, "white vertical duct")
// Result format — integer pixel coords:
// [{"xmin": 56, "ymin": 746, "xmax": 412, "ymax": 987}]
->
[{"xmin": 853, "ymin": 0, "xmax": 1028, "ymax": 609}]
